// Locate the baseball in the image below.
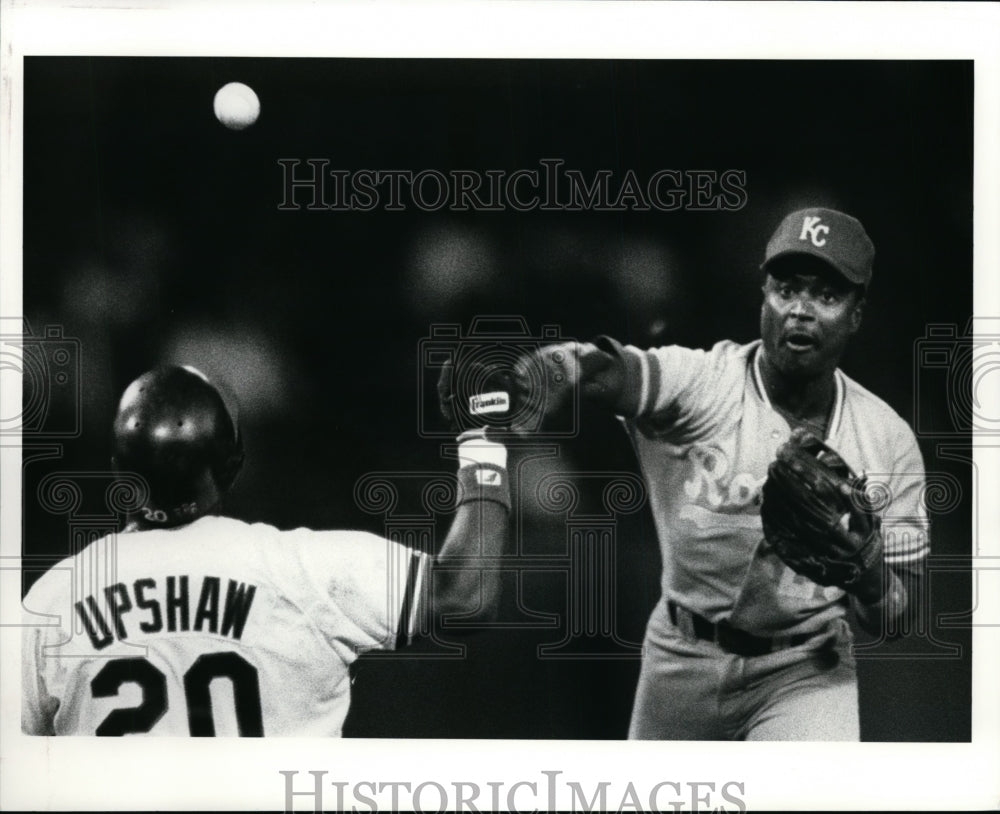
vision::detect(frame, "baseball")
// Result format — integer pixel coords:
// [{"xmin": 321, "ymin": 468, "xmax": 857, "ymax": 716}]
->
[{"xmin": 213, "ymin": 82, "xmax": 260, "ymax": 130}]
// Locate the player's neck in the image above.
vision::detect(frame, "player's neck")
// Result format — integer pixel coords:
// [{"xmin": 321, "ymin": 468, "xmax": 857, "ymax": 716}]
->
[
  {"xmin": 122, "ymin": 512, "xmax": 213, "ymax": 533},
  {"xmin": 759, "ymin": 352, "xmax": 836, "ymax": 425}
]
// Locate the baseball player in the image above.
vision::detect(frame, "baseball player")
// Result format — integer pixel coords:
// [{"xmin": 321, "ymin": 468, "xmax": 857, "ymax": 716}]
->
[
  {"xmin": 515, "ymin": 207, "xmax": 929, "ymax": 740},
  {"xmin": 22, "ymin": 364, "xmax": 511, "ymax": 736}
]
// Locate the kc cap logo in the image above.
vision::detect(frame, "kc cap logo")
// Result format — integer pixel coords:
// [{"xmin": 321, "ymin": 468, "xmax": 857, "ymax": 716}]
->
[
  {"xmin": 799, "ymin": 215, "xmax": 829, "ymax": 247},
  {"xmin": 762, "ymin": 206, "xmax": 875, "ymax": 288}
]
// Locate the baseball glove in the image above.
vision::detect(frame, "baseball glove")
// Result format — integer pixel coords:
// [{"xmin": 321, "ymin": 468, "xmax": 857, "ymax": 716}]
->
[
  {"xmin": 760, "ymin": 427, "xmax": 883, "ymax": 590},
  {"xmin": 438, "ymin": 356, "xmax": 524, "ymax": 435}
]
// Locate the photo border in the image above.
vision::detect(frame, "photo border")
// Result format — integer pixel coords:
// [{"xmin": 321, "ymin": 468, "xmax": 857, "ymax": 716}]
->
[{"xmin": 2, "ymin": 2, "xmax": 998, "ymax": 810}]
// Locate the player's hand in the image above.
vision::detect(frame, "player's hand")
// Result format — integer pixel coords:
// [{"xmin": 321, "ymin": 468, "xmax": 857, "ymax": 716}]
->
[
  {"xmin": 508, "ymin": 338, "xmax": 630, "ymax": 432},
  {"xmin": 508, "ymin": 342, "xmax": 581, "ymax": 432}
]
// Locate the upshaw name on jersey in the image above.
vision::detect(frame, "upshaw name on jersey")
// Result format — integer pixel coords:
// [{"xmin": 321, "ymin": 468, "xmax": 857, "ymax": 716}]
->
[
  {"xmin": 679, "ymin": 443, "xmax": 765, "ymax": 530},
  {"xmin": 73, "ymin": 574, "xmax": 258, "ymax": 651}
]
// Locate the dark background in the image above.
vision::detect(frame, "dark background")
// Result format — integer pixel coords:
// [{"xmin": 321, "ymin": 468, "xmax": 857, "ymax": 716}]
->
[{"xmin": 19, "ymin": 58, "xmax": 973, "ymax": 740}]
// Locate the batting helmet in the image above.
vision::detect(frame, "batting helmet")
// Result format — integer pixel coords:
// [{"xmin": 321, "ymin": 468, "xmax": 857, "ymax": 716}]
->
[{"xmin": 112, "ymin": 365, "xmax": 244, "ymax": 527}]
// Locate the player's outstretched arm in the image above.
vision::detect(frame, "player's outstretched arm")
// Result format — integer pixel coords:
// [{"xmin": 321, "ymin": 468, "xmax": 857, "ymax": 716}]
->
[
  {"xmin": 429, "ymin": 356, "xmax": 518, "ymax": 626},
  {"xmin": 430, "ymin": 430, "xmax": 510, "ymax": 624}
]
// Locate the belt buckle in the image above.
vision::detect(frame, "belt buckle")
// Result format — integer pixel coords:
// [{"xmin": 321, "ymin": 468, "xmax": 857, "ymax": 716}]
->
[
  {"xmin": 670, "ymin": 602, "xmax": 699, "ymax": 640},
  {"xmin": 678, "ymin": 608, "xmax": 698, "ymax": 640}
]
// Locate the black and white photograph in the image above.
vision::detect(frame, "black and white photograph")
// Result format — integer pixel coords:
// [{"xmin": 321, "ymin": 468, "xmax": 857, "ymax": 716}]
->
[{"xmin": 2, "ymin": 2, "xmax": 998, "ymax": 811}]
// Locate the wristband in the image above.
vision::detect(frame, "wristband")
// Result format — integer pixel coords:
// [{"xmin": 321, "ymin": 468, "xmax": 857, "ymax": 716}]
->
[
  {"xmin": 456, "ymin": 430, "xmax": 508, "ymax": 470},
  {"xmin": 455, "ymin": 461, "xmax": 511, "ymax": 512}
]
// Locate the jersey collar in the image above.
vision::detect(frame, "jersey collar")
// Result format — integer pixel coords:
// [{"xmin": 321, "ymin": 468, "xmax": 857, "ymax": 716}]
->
[{"xmin": 751, "ymin": 343, "xmax": 844, "ymax": 443}]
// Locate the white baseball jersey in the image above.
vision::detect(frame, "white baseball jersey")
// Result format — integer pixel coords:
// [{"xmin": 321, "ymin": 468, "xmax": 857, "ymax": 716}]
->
[
  {"xmin": 620, "ymin": 339, "xmax": 929, "ymax": 636},
  {"xmin": 22, "ymin": 515, "xmax": 428, "ymax": 736}
]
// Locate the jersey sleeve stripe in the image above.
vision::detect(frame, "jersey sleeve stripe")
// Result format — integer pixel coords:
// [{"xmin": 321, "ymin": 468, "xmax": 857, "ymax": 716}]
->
[
  {"xmin": 885, "ymin": 546, "xmax": 930, "ymax": 565},
  {"xmin": 641, "ymin": 348, "xmax": 669, "ymax": 418},
  {"xmin": 883, "ymin": 526, "xmax": 931, "ymax": 562},
  {"xmin": 624, "ymin": 346, "xmax": 652, "ymax": 417},
  {"xmin": 394, "ymin": 550, "xmax": 430, "ymax": 649},
  {"xmin": 885, "ymin": 544, "xmax": 931, "ymax": 560}
]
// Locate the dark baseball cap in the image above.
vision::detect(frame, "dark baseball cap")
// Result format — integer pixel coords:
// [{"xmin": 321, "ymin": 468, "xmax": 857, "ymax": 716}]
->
[{"xmin": 762, "ymin": 207, "xmax": 874, "ymax": 287}]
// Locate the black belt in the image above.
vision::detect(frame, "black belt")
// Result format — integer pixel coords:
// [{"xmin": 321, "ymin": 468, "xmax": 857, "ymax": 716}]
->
[{"xmin": 667, "ymin": 600, "xmax": 814, "ymax": 657}]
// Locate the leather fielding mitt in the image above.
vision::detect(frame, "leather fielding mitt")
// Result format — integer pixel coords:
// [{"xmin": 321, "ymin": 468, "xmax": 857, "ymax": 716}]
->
[
  {"xmin": 760, "ymin": 427, "xmax": 883, "ymax": 590},
  {"xmin": 437, "ymin": 356, "xmax": 524, "ymax": 435}
]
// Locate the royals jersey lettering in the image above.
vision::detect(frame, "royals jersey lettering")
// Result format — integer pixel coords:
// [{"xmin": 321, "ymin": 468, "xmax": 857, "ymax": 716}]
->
[
  {"xmin": 22, "ymin": 515, "xmax": 428, "ymax": 736},
  {"xmin": 620, "ymin": 339, "xmax": 929, "ymax": 636}
]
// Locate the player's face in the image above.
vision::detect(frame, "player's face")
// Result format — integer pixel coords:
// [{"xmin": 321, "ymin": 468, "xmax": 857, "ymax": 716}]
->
[{"xmin": 760, "ymin": 259, "xmax": 864, "ymax": 379}]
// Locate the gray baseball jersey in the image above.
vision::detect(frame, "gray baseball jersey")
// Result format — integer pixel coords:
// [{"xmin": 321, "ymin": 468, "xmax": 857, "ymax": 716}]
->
[{"xmin": 620, "ymin": 338, "xmax": 929, "ymax": 636}]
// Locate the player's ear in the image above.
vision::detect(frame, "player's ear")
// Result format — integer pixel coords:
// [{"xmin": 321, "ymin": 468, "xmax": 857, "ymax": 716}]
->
[
  {"xmin": 760, "ymin": 271, "xmax": 773, "ymax": 306},
  {"xmin": 849, "ymin": 289, "xmax": 866, "ymax": 333}
]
